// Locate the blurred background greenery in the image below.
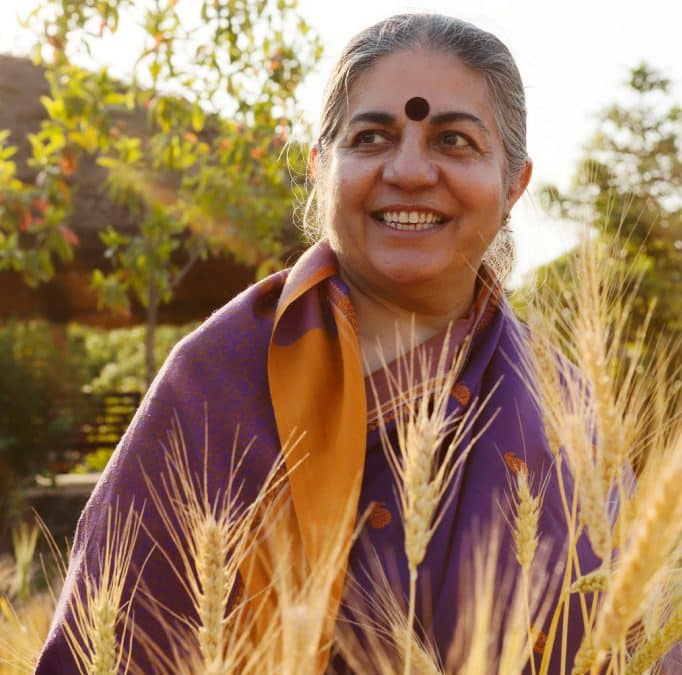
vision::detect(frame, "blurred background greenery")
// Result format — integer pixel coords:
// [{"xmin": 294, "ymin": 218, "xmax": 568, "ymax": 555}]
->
[{"xmin": 0, "ymin": 0, "xmax": 679, "ymax": 541}]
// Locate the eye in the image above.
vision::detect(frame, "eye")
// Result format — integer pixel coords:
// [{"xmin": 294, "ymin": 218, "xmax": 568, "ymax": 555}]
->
[
  {"xmin": 438, "ymin": 131, "xmax": 471, "ymax": 149},
  {"xmin": 352, "ymin": 130, "xmax": 390, "ymax": 146}
]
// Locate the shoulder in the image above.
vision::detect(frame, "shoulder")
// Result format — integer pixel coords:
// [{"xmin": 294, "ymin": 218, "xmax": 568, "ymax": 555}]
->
[
  {"xmin": 159, "ymin": 269, "xmax": 289, "ymax": 381},
  {"xmin": 131, "ymin": 269, "xmax": 288, "ymax": 416}
]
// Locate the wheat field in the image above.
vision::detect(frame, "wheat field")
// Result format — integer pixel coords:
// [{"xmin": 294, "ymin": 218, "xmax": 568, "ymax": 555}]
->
[{"xmin": 1, "ymin": 234, "xmax": 680, "ymax": 674}]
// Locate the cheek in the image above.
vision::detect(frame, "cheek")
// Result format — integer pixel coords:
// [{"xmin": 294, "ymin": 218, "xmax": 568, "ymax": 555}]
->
[
  {"xmin": 451, "ymin": 165, "xmax": 506, "ymax": 216},
  {"xmin": 333, "ymin": 152, "xmax": 381, "ymax": 197},
  {"xmin": 325, "ymin": 166, "xmax": 373, "ymax": 246}
]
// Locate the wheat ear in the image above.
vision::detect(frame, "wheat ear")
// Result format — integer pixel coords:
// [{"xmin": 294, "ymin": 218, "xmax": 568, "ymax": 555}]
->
[
  {"xmin": 0, "ymin": 592, "xmax": 55, "ymax": 674},
  {"xmin": 589, "ymin": 439, "xmax": 682, "ymax": 667},
  {"xmin": 510, "ymin": 468, "xmax": 543, "ymax": 575},
  {"xmin": 256, "ymin": 486, "xmax": 361, "ymax": 675},
  {"xmin": 373, "ymin": 322, "xmax": 499, "ymax": 675},
  {"xmin": 570, "ymin": 569, "xmax": 607, "ymax": 594},
  {"xmin": 570, "ymin": 637, "xmax": 597, "ymax": 675},
  {"xmin": 61, "ymin": 501, "xmax": 143, "ymax": 675},
  {"xmin": 446, "ymin": 522, "xmax": 543, "ymax": 675},
  {"xmin": 10, "ymin": 523, "xmax": 39, "ymax": 604},
  {"xmin": 139, "ymin": 409, "xmax": 295, "ymax": 674},
  {"xmin": 625, "ymin": 605, "xmax": 682, "ymax": 675},
  {"xmin": 334, "ymin": 546, "xmax": 443, "ymax": 675}
]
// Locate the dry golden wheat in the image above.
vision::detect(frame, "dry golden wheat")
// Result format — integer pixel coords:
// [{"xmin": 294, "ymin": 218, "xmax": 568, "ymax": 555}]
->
[
  {"xmin": 333, "ymin": 548, "xmax": 442, "ymax": 675},
  {"xmin": 519, "ymin": 231, "xmax": 682, "ymax": 675},
  {"xmin": 138, "ymin": 410, "xmax": 295, "ymax": 674},
  {"xmin": 510, "ymin": 468, "xmax": 543, "ymax": 574},
  {"xmin": 10, "ymin": 228, "xmax": 682, "ymax": 675},
  {"xmin": 9, "ymin": 525, "xmax": 39, "ymax": 605},
  {"xmin": 373, "ymin": 323, "xmax": 500, "ymax": 675},
  {"xmin": 259, "ymin": 492, "xmax": 360, "ymax": 675},
  {"xmin": 626, "ymin": 605, "xmax": 682, "ymax": 675},
  {"xmin": 570, "ymin": 569, "xmax": 607, "ymax": 595},
  {"xmin": 0, "ymin": 593, "xmax": 54, "ymax": 674},
  {"xmin": 62, "ymin": 501, "xmax": 143, "ymax": 675},
  {"xmin": 591, "ymin": 442, "xmax": 682, "ymax": 664},
  {"xmin": 446, "ymin": 523, "xmax": 543, "ymax": 675}
]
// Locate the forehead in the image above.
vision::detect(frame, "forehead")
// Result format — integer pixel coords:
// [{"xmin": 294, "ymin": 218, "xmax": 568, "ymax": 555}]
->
[{"xmin": 346, "ymin": 48, "xmax": 496, "ymax": 128}]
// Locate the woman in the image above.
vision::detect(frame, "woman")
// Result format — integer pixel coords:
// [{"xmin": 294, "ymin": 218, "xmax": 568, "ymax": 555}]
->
[{"xmin": 37, "ymin": 14, "xmax": 597, "ymax": 674}]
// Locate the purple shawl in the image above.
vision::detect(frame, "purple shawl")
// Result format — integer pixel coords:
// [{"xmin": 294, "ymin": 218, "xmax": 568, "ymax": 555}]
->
[{"xmin": 36, "ymin": 239, "xmax": 598, "ymax": 673}]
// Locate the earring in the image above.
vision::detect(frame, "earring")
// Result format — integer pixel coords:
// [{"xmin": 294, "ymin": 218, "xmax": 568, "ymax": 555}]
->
[{"xmin": 502, "ymin": 213, "xmax": 511, "ymax": 226}]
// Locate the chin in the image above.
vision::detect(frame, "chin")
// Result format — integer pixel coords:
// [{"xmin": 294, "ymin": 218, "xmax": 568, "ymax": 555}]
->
[{"xmin": 376, "ymin": 265, "xmax": 446, "ymax": 288}]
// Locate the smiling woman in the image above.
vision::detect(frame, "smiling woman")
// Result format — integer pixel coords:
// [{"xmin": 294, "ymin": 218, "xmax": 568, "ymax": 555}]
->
[
  {"xmin": 36, "ymin": 13, "xmax": 599, "ymax": 675},
  {"xmin": 311, "ymin": 46, "xmax": 531, "ymax": 371}
]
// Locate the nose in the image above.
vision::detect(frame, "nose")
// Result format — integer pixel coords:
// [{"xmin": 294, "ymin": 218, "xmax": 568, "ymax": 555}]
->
[{"xmin": 382, "ymin": 131, "xmax": 438, "ymax": 189}]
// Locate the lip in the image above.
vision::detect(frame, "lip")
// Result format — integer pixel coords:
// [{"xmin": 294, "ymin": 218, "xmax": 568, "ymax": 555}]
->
[{"xmin": 374, "ymin": 220, "xmax": 447, "ymax": 236}]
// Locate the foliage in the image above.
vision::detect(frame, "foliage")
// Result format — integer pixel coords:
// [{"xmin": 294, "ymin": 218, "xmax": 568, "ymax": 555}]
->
[
  {"xmin": 0, "ymin": 127, "xmax": 77, "ymax": 286},
  {"xmin": 2, "ymin": 0, "xmax": 320, "ymax": 383},
  {"xmin": 69, "ymin": 321, "xmax": 197, "ymax": 473},
  {"xmin": 71, "ymin": 448, "xmax": 115, "ymax": 474},
  {"xmin": 0, "ymin": 320, "xmax": 90, "ymax": 540},
  {"xmin": 0, "ymin": 319, "xmax": 194, "ymax": 498},
  {"xmin": 541, "ymin": 63, "xmax": 682, "ymax": 362},
  {"xmin": 0, "ymin": 320, "xmax": 90, "ymax": 480},
  {"xmin": 70, "ymin": 321, "xmax": 197, "ymax": 395}
]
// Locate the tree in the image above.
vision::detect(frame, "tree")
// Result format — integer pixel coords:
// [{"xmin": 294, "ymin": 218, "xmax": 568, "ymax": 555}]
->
[
  {"xmin": 1, "ymin": 0, "xmax": 321, "ymax": 385},
  {"xmin": 541, "ymin": 63, "xmax": 682, "ymax": 362}
]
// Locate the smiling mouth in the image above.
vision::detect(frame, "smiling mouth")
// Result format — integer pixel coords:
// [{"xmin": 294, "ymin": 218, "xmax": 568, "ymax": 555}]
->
[{"xmin": 372, "ymin": 209, "xmax": 446, "ymax": 232}]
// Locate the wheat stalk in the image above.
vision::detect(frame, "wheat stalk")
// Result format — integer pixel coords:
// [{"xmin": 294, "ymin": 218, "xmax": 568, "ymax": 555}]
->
[
  {"xmin": 372, "ymin": 322, "xmax": 500, "ymax": 675},
  {"xmin": 510, "ymin": 468, "xmax": 543, "ymax": 575},
  {"xmin": 10, "ymin": 524, "xmax": 39, "ymax": 604},
  {"xmin": 138, "ymin": 409, "xmax": 295, "ymax": 674},
  {"xmin": 585, "ymin": 437, "xmax": 682, "ymax": 671},
  {"xmin": 626, "ymin": 605, "xmax": 682, "ymax": 675},
  {"xmin": 334, "ymin": 545, "xmax": 443, "ymax": 675},
  {"xmin": 256, "ymin": 490, "xmax": 360, "ymax": 675},
  {"xmin": 61, "ymin": 501, "xmax": 143, "ymax": 675}
]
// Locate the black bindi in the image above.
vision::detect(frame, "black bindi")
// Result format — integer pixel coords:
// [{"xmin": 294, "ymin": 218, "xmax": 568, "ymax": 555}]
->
[{"xmin": 404, "ymin": 96, "xmax": 430, "ymax": 121}]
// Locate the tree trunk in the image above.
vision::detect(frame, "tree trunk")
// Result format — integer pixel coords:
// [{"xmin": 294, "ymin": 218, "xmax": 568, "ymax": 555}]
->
[{"xmin": 145, "ymin": 279, "xmax": 159, "ymax": 389}]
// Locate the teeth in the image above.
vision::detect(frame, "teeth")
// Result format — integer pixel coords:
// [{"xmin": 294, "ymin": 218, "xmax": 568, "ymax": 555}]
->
[
  {"xmin": 377, "ymin": 210, "xmax": 444, "ymax": 230},
  {"xmin": 391, "ymin": 222, "xmax": 435, "ymax": 231}
]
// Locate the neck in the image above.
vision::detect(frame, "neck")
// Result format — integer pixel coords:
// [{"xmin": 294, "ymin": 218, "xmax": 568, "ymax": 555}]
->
[{"xmin": 340, "ymin": 271, "xmax": 476, "ymax": 374}]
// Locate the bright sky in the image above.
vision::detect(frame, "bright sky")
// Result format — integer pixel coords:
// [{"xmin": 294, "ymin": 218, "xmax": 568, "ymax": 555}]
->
[{"xmin": 1, "ymin": 0, "xmax": 680, "ymax": 284}]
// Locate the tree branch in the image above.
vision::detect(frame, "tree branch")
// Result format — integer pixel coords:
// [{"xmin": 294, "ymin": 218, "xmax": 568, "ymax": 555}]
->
[{"xmin": 170, "ymin": 249, "xmax": 200, "ymax": 291}]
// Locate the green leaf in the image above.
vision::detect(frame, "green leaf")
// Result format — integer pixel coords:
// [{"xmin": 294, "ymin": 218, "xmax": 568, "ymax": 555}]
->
[
  {"xmin": 191, "ymin": 105, "xmax": 205, "ymax": 133},
  {"xmin": 0, "ymin": 145, "xmax": 17, "ymax": 161}
]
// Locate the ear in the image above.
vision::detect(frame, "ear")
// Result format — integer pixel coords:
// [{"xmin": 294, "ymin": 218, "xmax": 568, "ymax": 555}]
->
[
  {"xmin": 505, "ymin": 159, "xmax": 533, "ymax": 210},
  {"xmin": 308, "ymin": 144, "xmax": 320, "ymax": 180}
]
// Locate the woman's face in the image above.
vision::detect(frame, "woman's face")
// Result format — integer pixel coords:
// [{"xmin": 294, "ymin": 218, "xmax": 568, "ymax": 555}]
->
[{"xmin": 319, "ymin": 48, "xmax": 531, "ymax": 310}]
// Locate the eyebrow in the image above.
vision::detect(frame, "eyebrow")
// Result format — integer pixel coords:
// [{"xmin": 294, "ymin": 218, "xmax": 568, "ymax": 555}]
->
[
  {"xmin": 347, "ymin": 110, "xmax": 490, "ymax": 135},
  {"xmin": 430, "ymin": 111, "xmax": 490, "ymax": 135},
  {"xmin": 348, "ymin": 111, "xmax": 396, "ymax": 126}
]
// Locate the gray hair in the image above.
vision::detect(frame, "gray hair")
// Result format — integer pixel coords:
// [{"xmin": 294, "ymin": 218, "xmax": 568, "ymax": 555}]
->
[{"xmin": 303, "ymin": 13, "xmax": 528, "ymax": 281}]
